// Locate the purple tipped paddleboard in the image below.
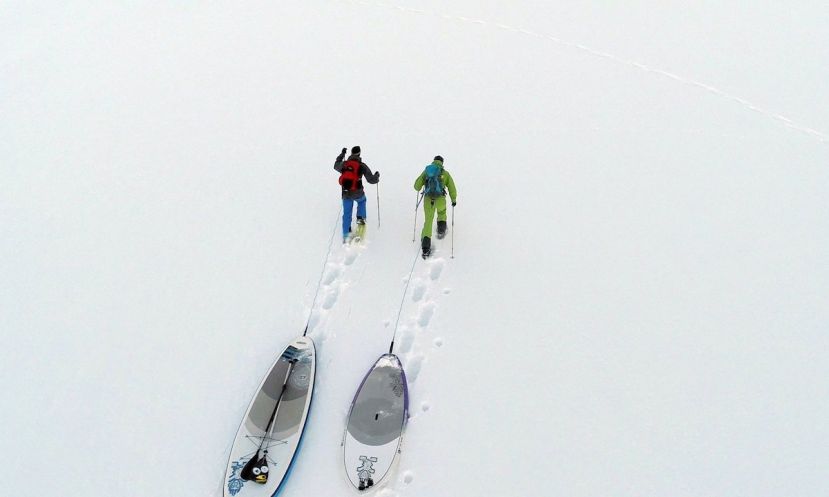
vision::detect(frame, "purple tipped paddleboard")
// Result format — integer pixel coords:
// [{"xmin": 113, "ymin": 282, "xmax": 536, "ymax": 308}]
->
[{"xmin": 342, "ymin": 354, "xmax": 409, "ymax": 492}]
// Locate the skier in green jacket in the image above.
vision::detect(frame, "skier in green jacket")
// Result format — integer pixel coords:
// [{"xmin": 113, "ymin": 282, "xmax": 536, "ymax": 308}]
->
[{"xmin": 414, "ymin": 155, "xmax": 457, "ymax": 258}]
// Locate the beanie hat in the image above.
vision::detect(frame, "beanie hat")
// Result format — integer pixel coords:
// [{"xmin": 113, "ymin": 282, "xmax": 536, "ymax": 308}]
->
[
  {"xmin": 351, "ymin": 146, "xmax": 361, "ymax": 155},
  {"xmin": 433, "ymin": 155, "xmax": 444, "ymax": 163}
]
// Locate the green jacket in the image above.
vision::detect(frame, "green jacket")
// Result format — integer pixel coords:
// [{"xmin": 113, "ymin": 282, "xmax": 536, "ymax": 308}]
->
[{"xmin": 414, "ymin": 161, "xmax": 457, "ymax": 202}]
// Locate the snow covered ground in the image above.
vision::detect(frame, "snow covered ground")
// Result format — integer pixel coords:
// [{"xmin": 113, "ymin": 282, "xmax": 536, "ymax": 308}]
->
[{"xmin": 2, "ymin": 2, "xmax": 828, "ymax": 496}]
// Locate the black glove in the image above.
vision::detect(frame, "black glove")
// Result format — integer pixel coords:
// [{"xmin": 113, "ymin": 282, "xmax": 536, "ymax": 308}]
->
[
  {"xmin": 375, "ymin": 171, "xmax": 380, "ymax": 181},
  {"xmin": 337, "ymin": 147, "xmax": 346, "ymax": 160},
  {"xmin": 452, "ymin": 200, "xmax": 457, "ymax": 207}
]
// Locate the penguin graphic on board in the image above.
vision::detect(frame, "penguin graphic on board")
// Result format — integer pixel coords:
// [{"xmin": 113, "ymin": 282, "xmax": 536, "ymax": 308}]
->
[{"xmin": 241, "ymin": 451, "xmax": 270, "ymax": 484}]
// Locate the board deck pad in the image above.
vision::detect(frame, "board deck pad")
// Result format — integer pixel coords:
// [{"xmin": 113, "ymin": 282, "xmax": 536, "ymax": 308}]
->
[
  {"xmin": 343, "ymin": 354, "xmax": 409, "ymax": 491},
  {"xmin": 224, "ymin": 337, "xmax": 316, "ymax": 497}
]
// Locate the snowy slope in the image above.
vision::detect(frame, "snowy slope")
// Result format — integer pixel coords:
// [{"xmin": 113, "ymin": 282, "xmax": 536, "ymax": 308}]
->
[{"xmin": 2, "ymin": 2, "xmax": 828, "ymax": 497}]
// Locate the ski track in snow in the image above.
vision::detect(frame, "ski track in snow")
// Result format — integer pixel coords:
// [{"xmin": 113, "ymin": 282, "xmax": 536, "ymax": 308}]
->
[{"xmin": 336, "ymin": 0, "xmax": 829, "ymax": 144}]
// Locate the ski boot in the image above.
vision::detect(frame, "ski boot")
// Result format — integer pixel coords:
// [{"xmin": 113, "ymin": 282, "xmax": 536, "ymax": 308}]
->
[
  {"xmin": 421, "ymin": 236, "xmax": 432, "ymax": 259},
  {"xmin": 355, "ymin": 217, "xmax": 366, "ymax": 241},
  {"xmin": 436, "ymin": 220, "xmax": 447, "ymax": 239}
]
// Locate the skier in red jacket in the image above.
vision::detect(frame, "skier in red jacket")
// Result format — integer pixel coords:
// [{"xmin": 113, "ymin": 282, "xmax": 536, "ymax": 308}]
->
[{"xmin": 334, "ymin": 146, "xmax": 380, "ymax": 242}]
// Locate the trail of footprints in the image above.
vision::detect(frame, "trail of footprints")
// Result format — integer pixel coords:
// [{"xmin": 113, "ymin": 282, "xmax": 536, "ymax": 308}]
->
[
  {"xmin": 397, "ymin": 256, "xmax": 446, "ymax": 379},
  {"xmin": 399, "ymin": 257, "xmax": 447, "ymax": 396},
  {"xmin": 382, "ymin": 257, "xmax": 450, "ymax": 493},
  {"xmin": 310, "ymin": 245, "xmax": 448, "ymax": 494},
  {"xmin": 306, "ymin": 244, "xmax": 364, "ymax": 342},
  {"xmin": 378, "ymin": 257, "xmax": 451, "ymax": 497}
]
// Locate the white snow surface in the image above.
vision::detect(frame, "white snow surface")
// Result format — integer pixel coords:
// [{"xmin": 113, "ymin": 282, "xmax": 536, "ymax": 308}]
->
[{"xmin": 2, "ymin": 1, "xmax": 829, "ymax": 496}]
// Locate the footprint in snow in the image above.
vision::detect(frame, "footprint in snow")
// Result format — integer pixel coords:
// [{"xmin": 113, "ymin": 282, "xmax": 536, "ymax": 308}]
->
[
  {"xmin": 417, "ymin": 302, "xmax": 436, "ymax": 327},
  {"xmin": 412, "ymin": 281, "xmax": 427, "ymax": 302},
  {"xmin": 434, "ymin": 337, "xmax": 443, "ymax": 348},
  {"xmin": 399, "ymin": 329, "xmax": 415, "ymax": 354},
  {"xmin": 344, "ymin": 250, "xmax": 358, "ymax": 266},
  {"xmin": 406, "ymin": 354, "xmax": 424, "ymax": 382},
  {"xmin": 323, "ymin": 265, "xmax": 341, "ymax": 285},
  {"xmin": 306, "ymin": 311, "xmax": 321, "ymax": 333},
  {"xmin": 403, "ymin": 471, "xmax": 415, "ymax": 484},
  {"xmin": 322, "ymin": 286, "xmax": 339, "ymax": 310},
  {"xmin": 429, "ymin": 260, "xmax": 444, "ymax": 280}
]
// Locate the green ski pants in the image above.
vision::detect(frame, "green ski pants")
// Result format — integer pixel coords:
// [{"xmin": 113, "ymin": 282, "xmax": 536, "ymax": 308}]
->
[{"xmin": 421, "ymin": 195, "xmax": 447, "ymax": 239}]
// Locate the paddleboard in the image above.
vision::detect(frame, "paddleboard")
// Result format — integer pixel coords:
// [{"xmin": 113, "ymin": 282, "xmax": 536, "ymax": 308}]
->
[
  {"xmin": 224, "ymin": 336, "xmax": 316, "ymax": 496},
  {"xmin": 342, "ymin": 353, "xmax": 409, "ymax": 491}
]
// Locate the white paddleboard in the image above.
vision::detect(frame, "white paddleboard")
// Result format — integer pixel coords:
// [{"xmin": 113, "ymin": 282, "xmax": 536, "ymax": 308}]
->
[
  {"xmin": 343, "ymin": 353, "xmax": 409, "ymax": 492},
  {"xmin": 224, "ymin": 336, "xmax": 316, "ymax": 497}
]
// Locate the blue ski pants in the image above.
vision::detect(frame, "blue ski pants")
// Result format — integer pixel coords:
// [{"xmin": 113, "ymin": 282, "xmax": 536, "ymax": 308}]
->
[{"xmin": 343, "ymin": 195, "xmax": 367, "ymax": 238}]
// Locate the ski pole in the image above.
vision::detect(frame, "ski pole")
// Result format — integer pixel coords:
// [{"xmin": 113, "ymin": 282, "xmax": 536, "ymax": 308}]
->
[
  {"xmin": 376, "ymin": 183, "xmax": 381, "ymax": 229},
  {"xmin": 412, "ymin": 191, "xmax": 424, "ymax": 242},
  {"xmin": 451, "ymin": 203, "xmax": 455, "ymax": 259}
]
